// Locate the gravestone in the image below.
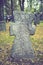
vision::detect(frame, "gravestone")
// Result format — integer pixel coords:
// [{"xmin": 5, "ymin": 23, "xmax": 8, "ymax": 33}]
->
[
  {"xmin": 0, "ymin": 21, "xmax": 6, "ymax": 31},
  {"xmin": 10, "ymin": 11, "xmax": 36, "ymax": 59}
]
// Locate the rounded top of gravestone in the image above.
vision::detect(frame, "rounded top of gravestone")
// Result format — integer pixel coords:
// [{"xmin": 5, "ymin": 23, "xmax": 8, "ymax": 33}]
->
[{"xmin": 13, "ymin": 11, "xmax": 34, "ymax": 23}]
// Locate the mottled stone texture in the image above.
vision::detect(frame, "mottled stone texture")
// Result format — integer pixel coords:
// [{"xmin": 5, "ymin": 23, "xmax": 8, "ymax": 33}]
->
[
  {"xmin": 10, "ymin": 11, "xmax": 36, "ymax": 59},
  {"xmin": 0, "ymin": 21, "xmax": 6, "ymax": 31}
]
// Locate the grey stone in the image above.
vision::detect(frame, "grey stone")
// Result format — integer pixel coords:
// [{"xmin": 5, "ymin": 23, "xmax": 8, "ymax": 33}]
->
[
  {"xmin": 10, "ymin": 11, "xmax": 36, "ymax": 59},
  {"xmin": 0, "ymin": 21, "xmax": 6, "ymax": 31}
]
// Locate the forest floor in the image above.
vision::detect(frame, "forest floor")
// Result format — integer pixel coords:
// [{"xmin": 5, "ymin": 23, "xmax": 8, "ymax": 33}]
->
[{"xmin": 0, "ymin": 22, "xmax": 43, "ymax": 65}]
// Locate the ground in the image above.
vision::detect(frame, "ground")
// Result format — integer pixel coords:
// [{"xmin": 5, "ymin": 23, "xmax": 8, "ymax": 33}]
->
[{"xmin": 0, "ymin": 22, "xmax": 43, "ymax": 65}]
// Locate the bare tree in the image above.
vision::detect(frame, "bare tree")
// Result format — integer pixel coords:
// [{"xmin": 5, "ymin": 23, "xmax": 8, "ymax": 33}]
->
[
  {"xmin": 40, "ymin": 0, "xmax": 43, "ymax": 12},
  {"xmin": 19, "ymin": 0, "xmax": 25, "ymax": 11}
]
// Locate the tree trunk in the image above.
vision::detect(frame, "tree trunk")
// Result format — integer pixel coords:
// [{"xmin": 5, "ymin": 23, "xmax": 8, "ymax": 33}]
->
[{"xmin": 19, "ymin": 0, "xmax": 24, "ymax": 11}]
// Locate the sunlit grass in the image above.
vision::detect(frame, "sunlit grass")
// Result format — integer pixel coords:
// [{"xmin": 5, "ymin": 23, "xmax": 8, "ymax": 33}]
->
[
  {"xmin": 31, "ymin": 22, "xmax": 43, "ymax": 40},
  {"xmin": 0, "ymin": 22, "xmax": 15, "ymax": 45},
  {"xmin": 30, "ymin": 22, "xmax": 43, "ymax": 54}
]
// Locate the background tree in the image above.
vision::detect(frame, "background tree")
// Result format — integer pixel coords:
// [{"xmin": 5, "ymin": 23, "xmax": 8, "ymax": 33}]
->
[
  {"xmin": 19, "ymin": 0, "xmax": 25, "ymax": 11},
  {"xmin": 39, "ymin": 0, "xmax": 43, "ymax": 12}
]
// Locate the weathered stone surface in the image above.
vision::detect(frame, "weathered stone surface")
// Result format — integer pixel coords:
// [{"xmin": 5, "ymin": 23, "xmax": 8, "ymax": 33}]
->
[
  {"xmin": 10, "ymin": 11, "xmax": 36, "ymax": 35},
  {"xmin": 10, "ymin": 11, "xmax": 36, "ymax": 59},
  {"xmin": 0, "ymin": 21, "xmax": 6, "ymax": 31}
]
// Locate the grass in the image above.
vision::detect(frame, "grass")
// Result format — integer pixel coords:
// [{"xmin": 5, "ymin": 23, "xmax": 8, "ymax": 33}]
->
[
  {"xmin": 0, "ymin": 22, "xmax": 15, "ymax": 45},
  {"xmin": 30, "ymin": 22, "xmax": 43, "ymax": 56}
]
